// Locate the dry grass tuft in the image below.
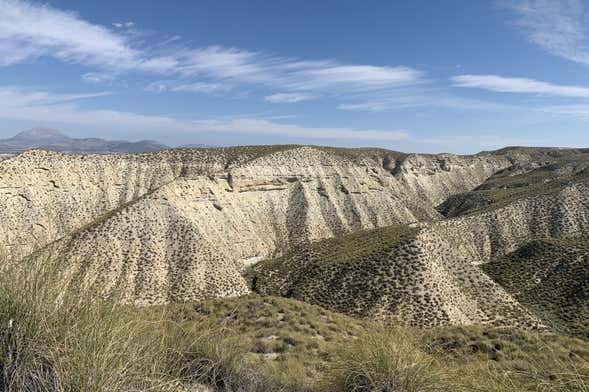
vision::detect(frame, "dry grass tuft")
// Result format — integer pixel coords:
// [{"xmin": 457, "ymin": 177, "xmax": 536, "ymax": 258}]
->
[{"xmin": 323, "ymin": 326, "xmax": 445, "ymax": 392}]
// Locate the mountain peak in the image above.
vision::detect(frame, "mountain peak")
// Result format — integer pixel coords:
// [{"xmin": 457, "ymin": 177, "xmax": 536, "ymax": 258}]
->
[
  {"xmin": 11, "ymin": 128, "xmax": 70, "ymax": 143},
  {"xmin": 0, "ymin": 128, "xmax": 169, "ymax": 153}
]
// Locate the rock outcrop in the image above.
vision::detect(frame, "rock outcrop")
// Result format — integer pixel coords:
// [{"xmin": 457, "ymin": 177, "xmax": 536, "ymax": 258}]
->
[
  {"xmin": 4, "ymin": 144, "xmax": 588, "ymax": 318},
  {"xmin": 0, "ymin": 146, "xmax": 513, "ymax": 304}
]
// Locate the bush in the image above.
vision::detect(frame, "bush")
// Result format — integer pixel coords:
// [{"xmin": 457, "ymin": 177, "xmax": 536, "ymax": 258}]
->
[{"xmin": 323, "ymin": 326, "xmax": 445, "ymax": 392}]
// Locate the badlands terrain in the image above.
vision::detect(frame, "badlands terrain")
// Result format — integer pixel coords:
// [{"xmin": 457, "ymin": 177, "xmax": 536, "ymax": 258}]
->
[{"xmin": 1, "ymin": 144, "xmax": 588, "ymax": 391}]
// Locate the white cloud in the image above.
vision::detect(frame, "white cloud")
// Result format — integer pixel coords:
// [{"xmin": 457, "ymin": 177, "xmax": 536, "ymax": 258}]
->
[
  {"xmin": 452, "ymin": 74, "xmax": 589, "ymax": 97},
  {"xmin": 0, "ymin": 86, "xmax": 409, "ymax": 142},
  {"xmin": 337, "ymin": 91, "xmax": 518, "ymax": 112},
  {"xmin": 539, "ymin": 103, "xmax": 589, "ymax": 118},
  {"xmin": 173, "ymin": 47, "xmax": 423, "ymax": 94},
  {"xmin": 0, "ymin": 87, "xmax": 110, "ymax": 106},
  {"xmin": 81, "ymin": 72, "xmax": 116, "ymax": 84},
  {"xmin": 193, "ymin": 118, "xmax": 409, "ymax": 141},
  {"xmin": 504, "ymin": 0, "xmax": 589, "ymax": 66},
  {"xmin": 112, "ymin": 21, "xmax": 134, "ymax": 28},
  {"xmin": 0, "ymin": 0, "xmax": 139, "ymax": 68},
  {"xmin": 0, "ymin": 1, "xmax": 424, "ymax": 102},
  {"xmin": 145, "ymin": 81, "xmax": 231, "ymax": 94},
  {"xmin": 264, "ymin": 93, "xmax": 317, "ymax": 103},
  {"xmin": 172, "ymin": 82, "xmax": 231, "ymax": 93},
  {"xmin": 291, "ymin": 65, "xmax": 423, "ymax": 90}
]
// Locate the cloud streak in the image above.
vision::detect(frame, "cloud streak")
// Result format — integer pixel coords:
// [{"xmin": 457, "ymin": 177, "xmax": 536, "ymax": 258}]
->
[
  {"xmin": 0, "ymin": 86, "xmax": 409, "ymax": 142},
  {"xmin": 193, "ymin": 118, "xmax": 409, "ymax": 141},
  {"xmin": 264, "ymin": 93, "xmax": 317, "ymax": 103},
  {"xmin": 452, "ymin": 74, "xmax": 589, "ymax": 97},
  {"xmin": 504, "ymin": 0, "xmax": 589, "ymax": 66},
  {"xmin": 0, "ymin": 0, "xmax": 424, "ymax": 102},
  {"xmin": 0, "ymin": 0, "xmax": 139, "ymax": 67}
]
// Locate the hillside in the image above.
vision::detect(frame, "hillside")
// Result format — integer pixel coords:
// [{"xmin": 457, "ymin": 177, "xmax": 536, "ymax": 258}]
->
[
  {"xmin": 0, "ymin": 145, "xmax": 514, "ymax": 305},
  {"xmin": 157, "ymin": 294, "xmax": 589, "ymax": 391},
  {"xmin": 252, "ymin": 224, "xmax": 541, "ymax": 329},
  {"xmin": 2, "ymin": 144, "xmax": 589, "ymax": 391},
  {"xmin": 0, "ymin": 144, "xmax": 587, "ymax": 327},
  {"xmin": 438, "ymin": 152, "xmax": 589, "ymax": 218},
  {"xmin": 483, "ymin": 237, "xmax": 589, "ymax": 339}
]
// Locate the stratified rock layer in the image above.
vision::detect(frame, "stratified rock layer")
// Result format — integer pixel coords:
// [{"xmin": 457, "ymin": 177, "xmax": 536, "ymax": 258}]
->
[{"xmin": 3, "ymin": 144, "xmax": 588, "ymax": 324}]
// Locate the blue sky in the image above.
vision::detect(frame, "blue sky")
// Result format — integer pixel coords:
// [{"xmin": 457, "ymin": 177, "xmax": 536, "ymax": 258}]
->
[{"xmin": 0, "ymin": 0, "xmax": 588, "ymax": 153}]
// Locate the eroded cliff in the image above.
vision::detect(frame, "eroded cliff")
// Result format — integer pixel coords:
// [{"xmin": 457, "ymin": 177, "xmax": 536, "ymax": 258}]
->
[{"xmin": 0, "ymin": 146, "xmax": 513, "ymax": 304}]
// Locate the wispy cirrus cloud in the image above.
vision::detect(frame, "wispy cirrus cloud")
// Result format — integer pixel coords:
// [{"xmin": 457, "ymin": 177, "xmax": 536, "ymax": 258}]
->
[
  {"xmin": 264, "ymin": 93, "xmax": 317, "ymax": 103},
  {"xmin": 112, "ymin": 21, "xmax": 134, "ymax": 29},
  {"xmin": 539, "ymin": 103, "xmax": 589, "ymax": 118},
  {"xmin": 0, "ymin": 0, "xmax": 140, "ymax": 68},
  {"xmin": 0, "ymin": 0, "xmax": 424, "ymax": 103},
  {"xmin": 192, "ymin": 118, "xmax": 409, "ymax": 141},
  {"xmin": 503, "ymin": 0, "xmax": 589, "ymax": 66},
  {"xmin": 452, "ymin": 74, "xmax": 589, "ymax": 97},
  {"xmin": 145, "ymin": 81, "xmax": 232, "ymax": 94},
  {"xmin": 172, "ymin": 82, "xmax": 231, "ymax": 93},
  {"xmin": 170, "ymin": 46, "xmax": 424, "ymax": 95},
  {"xmin": 0, "ymin": 86, "xmax": 110, "ymax": 106},
  {"xmin": 0, "ymin": 86, "xmax": 409, "ymax": 142},
  {"xmin": 337, "ymin": 90, "xmax": 519, "ymax": 112},
  {"xmin": 81, "ymin": 72, "xmax": 117, "ymax": 84}
]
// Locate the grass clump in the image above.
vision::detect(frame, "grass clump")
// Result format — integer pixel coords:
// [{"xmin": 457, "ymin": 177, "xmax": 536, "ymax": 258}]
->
[
  {"xmin": 0, "ymin": 254, "xmax": 181, "ymax": 391},
  {"xmin": 424, "ymin": 325, "xmax": 589, "ymax": 391},
  {"xmin": 323, "ymin": 326, "xmax": 444, "ymax": 392}
]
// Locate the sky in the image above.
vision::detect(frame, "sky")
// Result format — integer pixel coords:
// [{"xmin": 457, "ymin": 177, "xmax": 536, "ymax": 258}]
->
[{"xmin": 0, "ymin": 0, "xmax": 588, "ymax": 153}]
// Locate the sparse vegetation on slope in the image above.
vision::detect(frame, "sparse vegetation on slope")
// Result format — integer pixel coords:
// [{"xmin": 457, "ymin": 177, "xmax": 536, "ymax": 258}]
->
[
  {"xmin": 157, "ymin": 295, "xmax": 589, "ymax": 391},
  {"xmin": 424, "ymin": 325, "xmax": 589, "ymax": 392},
  {"xmin": 160, "ymin": 294, "xmax": 369, "ymax": 391},
  {"xmin": 439, "ymin": 158, "xmax": 589, "ymax": 217},
  {"xmin": 483, "ymin": 237, "xmax": 589, "ymax": 339},
  {"xmin": 252, "ymin": 223, "xmax": 539, "ymax": 329},
  {"xmin": 252, "ymin": 225, "xmax": 422, "ymax": 316},
  {"xmin": 0, "ymin": 255, "xmax": 587, "ymax": 392}
]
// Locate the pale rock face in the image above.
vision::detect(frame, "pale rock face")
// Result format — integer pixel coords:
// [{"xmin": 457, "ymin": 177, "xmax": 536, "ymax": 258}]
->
[
  {"xmin": 428, "ymin": 182, "xmax": 589, "ymax": 265},
  {"xmin": 0, "ymin": 146, "xmax": 515, "ymax": 304},
  {"xmin": 396, "ymin": 153, "xmax": 512, "ymax": 206},
  {"xmin": 0, "ymin": 150, "xmax": 181, "ymax": 257}
]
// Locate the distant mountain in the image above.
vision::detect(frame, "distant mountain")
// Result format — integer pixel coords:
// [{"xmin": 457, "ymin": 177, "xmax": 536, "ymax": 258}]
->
[{"xmin": 0, "ymin": 128, "xmax": 168, "ymax": 154}]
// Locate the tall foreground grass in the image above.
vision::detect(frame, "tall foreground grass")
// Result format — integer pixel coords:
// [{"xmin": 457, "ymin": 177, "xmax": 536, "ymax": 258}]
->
[
  {"xmin": 0, "ymin": 254, "xmax": 286, "ymax": 391},
  {"xmin": 323, "ymin": 327, "xmax": 444, "ymax": 392},
  {"xmin": 0, "ymin": 252, "xmax": 587, "ymax": 391},
  {"xmin": 0, "ymin": 254, "xmax": 182, "ymax": 391}
]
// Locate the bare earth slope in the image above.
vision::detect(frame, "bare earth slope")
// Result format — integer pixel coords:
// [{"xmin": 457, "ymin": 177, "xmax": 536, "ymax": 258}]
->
[
  {"xmin": 2, "ymin": 144, "xmax": 588, "ymax": 334},
  {"xmin": 0, "ymin": 146, "xmax": 511, "ymax": 305},
  {"xmin": 251, "ymin": 158, "xmax": 589, "ymax": 328}
]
